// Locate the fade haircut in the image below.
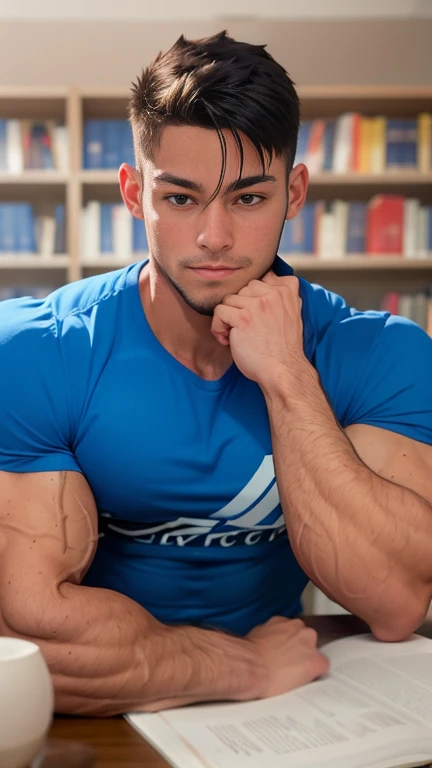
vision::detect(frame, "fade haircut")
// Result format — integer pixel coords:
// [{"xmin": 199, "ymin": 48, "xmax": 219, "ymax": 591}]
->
[{"xmin": 128, "ymin": 30, "xmax": 300, "ymax": 203}]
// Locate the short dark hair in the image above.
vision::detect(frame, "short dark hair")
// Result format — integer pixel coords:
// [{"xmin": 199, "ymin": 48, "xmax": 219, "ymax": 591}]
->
[{"xmin": 128, "ymin": 30, "xmax": 300, "ymax": 203}]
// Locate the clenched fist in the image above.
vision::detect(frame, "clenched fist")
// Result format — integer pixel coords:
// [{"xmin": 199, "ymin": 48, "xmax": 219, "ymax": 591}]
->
[
  {"xmin": 247, "ymin": 616, "xmax": 329, "ymax": 698},
  {"xmin": 211, "ymin": 272, "xmax": 306, "ymax": 389}
]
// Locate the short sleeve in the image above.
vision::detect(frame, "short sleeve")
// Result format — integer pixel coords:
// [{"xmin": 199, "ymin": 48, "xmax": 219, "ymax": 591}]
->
[
  {"xmin": 316, "ymin": 313, "xmax": 432, "ymax": 446},
  {"xmin": 0, "ymin": 297, "xmax": 82, "ymax": 473}
]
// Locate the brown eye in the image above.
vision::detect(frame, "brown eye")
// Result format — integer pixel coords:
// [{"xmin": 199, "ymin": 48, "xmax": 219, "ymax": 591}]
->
[
  {"xmin": 167, "ymin": 195, "xmax": 192, "ymax": 206},
  {"xmin": 238, "ymin": 194, "xmax": 263, "ymax": 206}
]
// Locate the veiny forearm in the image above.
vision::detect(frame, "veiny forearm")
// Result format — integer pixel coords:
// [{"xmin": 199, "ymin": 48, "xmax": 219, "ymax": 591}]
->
[
  {"xmin": 1, "ymin": 582, "xmax": 263, "ymax": 716},
  {"xmin": 263, "ymin": 362, "xmax": 432, "ymax": 638}
]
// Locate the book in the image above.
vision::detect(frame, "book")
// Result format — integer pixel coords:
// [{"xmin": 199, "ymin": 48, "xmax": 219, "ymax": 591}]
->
[
  {"xmin": 418, "ymin": 114, "xmax": 432, "ymax": 173},
  {"xmin": 126, "ymin": 632, "xmax": 432, "ymax": 768},
  {"xmin": 366, "ymin": 195, "xmax": 404, "ymax": 254}
]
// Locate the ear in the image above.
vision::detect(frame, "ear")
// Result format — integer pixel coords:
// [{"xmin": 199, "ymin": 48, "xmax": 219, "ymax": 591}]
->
[
  {"xmin": 119, "ymin": 163, "xmax": 144, "ymax": 220},
  {"xmin": 285, "ymin": 163, "xmax": 309, "ymax": 221}
]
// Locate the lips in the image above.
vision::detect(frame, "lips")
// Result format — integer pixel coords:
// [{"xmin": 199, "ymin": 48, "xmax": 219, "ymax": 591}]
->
[
  {"xmin": 190, "ymin": 266, "xmax": 240, "ymax": 280},
  {"xmin": 192, "ymin": 265, "xmax": 237, "ymax": 270}
]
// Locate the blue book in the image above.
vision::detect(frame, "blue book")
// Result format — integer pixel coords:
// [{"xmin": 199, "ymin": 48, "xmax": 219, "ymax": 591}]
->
[
  {"xmin": 402, "ymin": 119, "xmax": 417, "ymax": 166},
  {"xmin": 346, "ymin": 202, "xmax": 366, "ymax": 253},
  {"xmin": 278, "ymin": 203, "xmax": 315, "ymax": 254},
  {"xmin": 83, "ymin": 120, "xmax": 104, "ymax": 169},
  {"xmin": 100, "ymin": 203, "xmax": 115, "ymax": 252},
  {"xmin": 386, "ymin": 118, "xmax": 417, "ymax": 168},
  {"xmin": 0, "ymin": 205, "xmax": 6, "ymax": 251},
  {"xmin": 121, "ymin": 121, "xmax": 135, "ymax": 167},
  {"xmin": 103, "ymin": 120, "xmax": 122, "ymax": 169},
  {"xmin": 0, "ymin": 119, "xmax": 7, "ymax": 171},
  {"xmin": 322, "ymin": 121, "xmax": 336, "ymax": 171},
  {"xmin": 295, "ymin": 122, "xmax": 312, "ymax": 165},
  {"xmin": 0, "ymin": 204, "xmax": 17, "ymax": 252},
  {"xmin": 54, "ymin": 204, "xmax": 66, "ymax": 254},
  {"xmin": 16, "ymin": 204, "xmax": 37, "ymax": 253},
  {"xmin": 132, "ymin": 216, "xmax": 148, "ymax": 252},
  {"xmin": 428, "ymin": 208, "xmax": 432, "ymax": 253},
  {"xmin": 386, "ymin": 119, "xmax": 403, "ymax": 168}
]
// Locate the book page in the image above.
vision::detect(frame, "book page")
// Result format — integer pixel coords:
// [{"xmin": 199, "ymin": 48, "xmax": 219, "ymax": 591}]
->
[
  {"xmin": 127, "ymin": 634, "xmax": 432, "ymax": 768},
  {"xmin": 322, "ymin": 634, "xmax": 432, "ymax": 728},
  {"xmin": 128, "ymin": 672, "xmax": 432, "ymax": 768}
]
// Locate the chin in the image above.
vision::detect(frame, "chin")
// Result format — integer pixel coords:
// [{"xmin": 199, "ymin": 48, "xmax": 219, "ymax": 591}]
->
[{"xmin": 181, "ymin": 294, "xmax": 222, "ymax": 317}]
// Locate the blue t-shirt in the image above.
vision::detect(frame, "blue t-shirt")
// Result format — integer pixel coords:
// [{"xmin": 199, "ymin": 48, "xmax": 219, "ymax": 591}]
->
[{"xmin": 0, "ymin": 256, "xmax": 431, "ymax": 636}]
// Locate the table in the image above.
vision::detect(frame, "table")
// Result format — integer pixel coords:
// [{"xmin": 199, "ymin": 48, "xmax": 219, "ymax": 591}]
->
[{"xmin": 46, "ymin": 614, "xmax": 432, "ymax": 767}]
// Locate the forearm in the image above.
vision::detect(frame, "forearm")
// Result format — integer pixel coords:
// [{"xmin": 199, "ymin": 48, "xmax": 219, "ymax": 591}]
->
[
  {"xmin": 2, "ymin": 582, "xmax": 263, "ymax": 716},
  {"xmin": 263, "ymin": 362, "xmax": 432, "ymax": 638}
]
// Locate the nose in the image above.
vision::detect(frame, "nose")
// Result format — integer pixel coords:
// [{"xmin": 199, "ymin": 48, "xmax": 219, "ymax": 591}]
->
[{"xmin": 196, "ymin": 201, "xmax": 234, "ymax": 255}]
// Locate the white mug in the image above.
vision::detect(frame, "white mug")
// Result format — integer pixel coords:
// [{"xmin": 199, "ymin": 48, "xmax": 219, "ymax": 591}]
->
[{"xmin": 0, "ymin": 637, "xmax": 54, "ymax": 768}]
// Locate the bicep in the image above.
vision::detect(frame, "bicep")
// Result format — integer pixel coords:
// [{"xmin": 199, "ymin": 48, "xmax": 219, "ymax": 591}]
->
[
  {"xmin": 0, "ymin": 470, "xmax": 98, "ymax": 635},
  {"xmin": 345, "ymin": 423, "xmax": 432, "ymax": 507}
]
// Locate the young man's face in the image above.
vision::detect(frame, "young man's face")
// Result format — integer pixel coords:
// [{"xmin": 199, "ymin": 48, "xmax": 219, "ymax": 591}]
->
[{"xmin": 126, "ymin": 125, "xmax": 307, "ymax": 316}]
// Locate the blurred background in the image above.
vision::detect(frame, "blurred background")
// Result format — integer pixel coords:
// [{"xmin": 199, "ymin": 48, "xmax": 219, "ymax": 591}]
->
[{"xmin": 0, "ymin": 0, "xmax": 431, "ymax": 614}]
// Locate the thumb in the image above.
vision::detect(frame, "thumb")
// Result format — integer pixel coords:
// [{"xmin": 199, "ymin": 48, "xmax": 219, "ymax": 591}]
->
[{"xmin": 211, "ymin": 313, "xmax": 231, "ymax": 346}]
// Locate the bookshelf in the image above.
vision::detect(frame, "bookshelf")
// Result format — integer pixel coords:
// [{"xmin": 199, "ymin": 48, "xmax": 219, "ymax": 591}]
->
[{"xmin": 0, "ymin": 85, "xmax": 431, "ymax": 309}]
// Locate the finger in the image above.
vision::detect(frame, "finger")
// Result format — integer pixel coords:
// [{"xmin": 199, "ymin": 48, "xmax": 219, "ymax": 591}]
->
[
  {"xmin": 211, "ymin": 304, "xmax": 242, "ymax": 345},
  {"xmin": 237, "ymin": 279, "xmax": 272, "ymax": 298},
  {"xmin": 222, "ymin": 293, "xmax": 248, "ymax": 308}
]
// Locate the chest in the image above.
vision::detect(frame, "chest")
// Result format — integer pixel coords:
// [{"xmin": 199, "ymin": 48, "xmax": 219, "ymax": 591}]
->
[{"xmin": 74, "ymin": 358, "xmax": 275, "ymax": 523}]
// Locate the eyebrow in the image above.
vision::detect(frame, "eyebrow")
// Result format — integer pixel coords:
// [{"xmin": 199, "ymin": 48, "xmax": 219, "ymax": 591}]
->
[{"xmin": 154, "ymin": 172, "xmax": 277, "ymax": 195}]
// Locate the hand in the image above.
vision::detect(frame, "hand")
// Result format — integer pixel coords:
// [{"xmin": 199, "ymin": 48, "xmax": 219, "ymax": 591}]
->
[
  {"xmin": 211, "ymin": 272, "xmax": 304, "ymax": 387},
  {"xmin": 247, "ymin": 616, "xmax": 329, "ymax": 698}
]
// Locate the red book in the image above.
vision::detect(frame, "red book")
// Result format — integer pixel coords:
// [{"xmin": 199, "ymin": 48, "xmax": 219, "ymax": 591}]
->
[
  {"xmin": 380, "ymin": 292, "xmax": 400, "ymax": 314},
  {"xmin": 350, "ymin": 113, "xmax": 362, "ymax": 171},
  {"xmin": 366, "ymin": 195, "xmax": 404, "ymax": 254}
]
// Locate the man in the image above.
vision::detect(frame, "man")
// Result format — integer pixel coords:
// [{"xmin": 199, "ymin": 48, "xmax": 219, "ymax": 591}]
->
[{"xmin": 1, "ymin": 31, "xmax": 432, "ymax": 718}]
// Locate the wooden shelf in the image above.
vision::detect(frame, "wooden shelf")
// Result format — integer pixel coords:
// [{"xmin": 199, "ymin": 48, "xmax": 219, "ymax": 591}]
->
[
  {"xmin": 0, "ymin": 172, "xmax": 69, "ymax": 185},
  {"xmin": 0, "ymin": 255, "xmax": 69, "ymax": 268},
  {"xmin": 0, "ymin": 85, "xmax": 431, "ymax": 301},
  {"xmin": 309, "ymin": 172, "xmax": 432, "ymax": 185},
  {"xmin": 79, "ymin": 170, "xmax": 119, "ymax": 184},
  {"xmin": 81, "ymin": 254, "xmax": 146, "ymax": 268},
  {"xmin": 285, "ymin": 256, "xmax": 432, "ymax": 270}
]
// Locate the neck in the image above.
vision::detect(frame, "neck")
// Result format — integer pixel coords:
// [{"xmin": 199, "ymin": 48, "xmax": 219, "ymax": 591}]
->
[{"xmin": 139, "ymin": 261, "xmax": 233, "ymax": 381}]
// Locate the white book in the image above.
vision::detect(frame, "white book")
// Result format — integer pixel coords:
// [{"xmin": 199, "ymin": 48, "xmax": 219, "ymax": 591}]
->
[
  {"xmin": 417, "ymin": 208, "xmax": 429, "ymax": 260},
  {"xmin": 127, "ymin": 633, "xmax": 432, "ymax": 768},
  {"xmin": 6, "ymin": 119, "xmax": 23, "ymax": 174},
  {"xmin": 112, "ymin": 204, "xmax": 133, "ymax": 260},
  {"xmin": 331, "ymin": 200, "xmax": 349, "ymax": 259},
  {"xmin": 79, "ymin": 206, "xmax": 88, "ymax": 260},
  {"xmin": 399, "ymin": 295, "xmax": 414, "ymax": 321},
  {"xmin": 84, "ymin": 201, "xmax": 101, "ymax": 257},
  {"xmin": 54, "ymin": 125, "xmax": 69, "ymax": 172},
  {"xmin": 317, "ymin": 212, "xmax": 336, "ymax": 259},
  {"xmin": 403, "ymin": 199, "xmax": 420, "ymax": 259},
  {"xmin": 332, "ymin": 113, "xmax": 354, "ymax": 174},
  {"xmin": 35, "ymin": 215, "xmax": 55, "ymax": 257}
]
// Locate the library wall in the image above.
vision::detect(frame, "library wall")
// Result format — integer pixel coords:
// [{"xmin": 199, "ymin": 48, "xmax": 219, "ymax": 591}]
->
[{"xmin": 0, "ymin": 19, "xmax": 431, "ymax": 88}]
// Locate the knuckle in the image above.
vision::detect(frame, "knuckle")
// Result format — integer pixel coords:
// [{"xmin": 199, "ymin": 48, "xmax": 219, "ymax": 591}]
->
[
  {"xmin": 302, "ymin": 627, "xmax": 318, "ymax": 644},
  {"xmin": 291, "ymin": 618, "xmax": 305, "ymax": 628},
  {"xmin": 315, "ymin": 653, "xmax": 330, "ymax": 675}
]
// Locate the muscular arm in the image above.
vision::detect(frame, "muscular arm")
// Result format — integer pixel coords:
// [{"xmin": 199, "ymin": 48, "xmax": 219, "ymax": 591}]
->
[
  {"xmin": 263, "ymin": 363, "xmax": 432, "ymax": 642},
  {"xmin": 0, "ymin": 470, "xmax": 263, "ymax": 716}
]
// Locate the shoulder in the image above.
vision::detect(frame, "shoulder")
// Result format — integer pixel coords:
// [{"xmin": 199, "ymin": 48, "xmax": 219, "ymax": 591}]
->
[
  {"xmin": 0, "ymin": 261, "xmax": 142, "ymax": 352},
  {"xmin": 49, "ymin": 261, "xmax": 141, "ymax": 323},
  {"xmin": 300, "ymin": 277, "xmax": 412, "ymax": 364},
  {"xmin": 302, "ymin": 279, "xmax": 432, "ymax": 439}
]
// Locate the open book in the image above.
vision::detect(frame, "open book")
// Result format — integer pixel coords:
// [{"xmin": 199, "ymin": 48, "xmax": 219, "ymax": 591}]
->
[{"xmin": 126, "ymin": 633, "xmax": 432, "ymax": 768}]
